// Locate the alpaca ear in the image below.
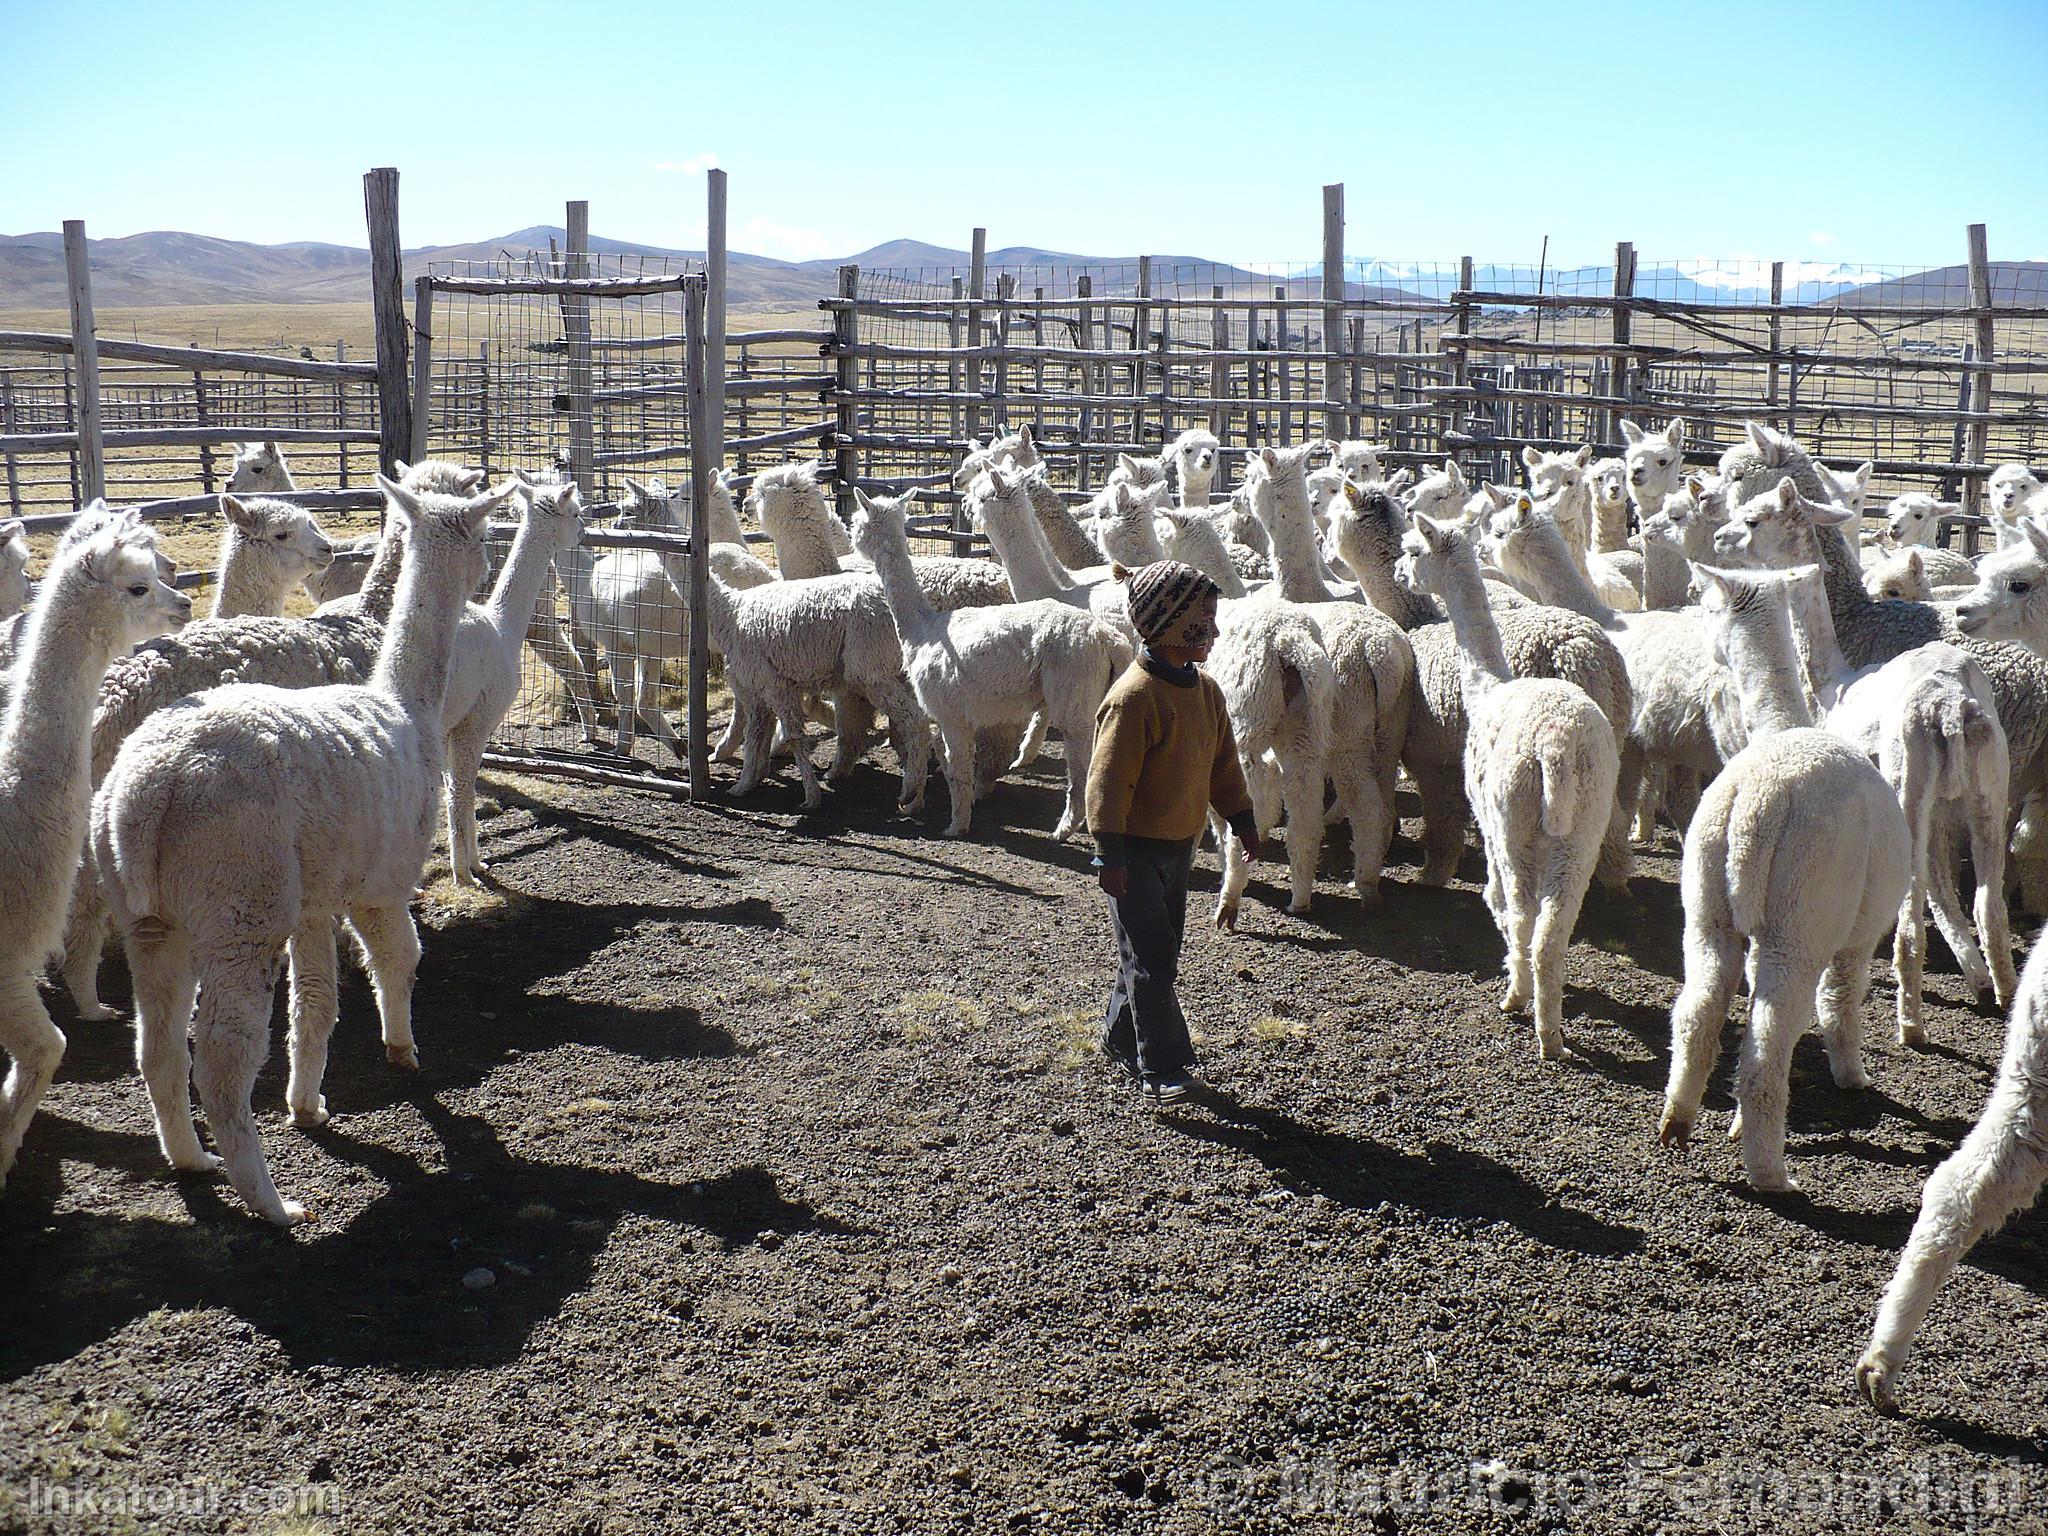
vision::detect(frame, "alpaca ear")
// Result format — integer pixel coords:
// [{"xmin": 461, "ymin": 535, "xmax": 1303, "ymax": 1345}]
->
[
  {"xmin": 1668, "ymin": 418, "xmax": 1687, "ymax": 449},
  {"xmin": 1619, "ymin": 419, "xmax": 1645, "ymax": 445},
  {"xmin": 1016, "ymin": 424, "xmax": 1033, "ymax": 450},
  {"xmin": 0, "ymin": 519, "xmax": 22, "ymax": 542},
  {"xmin": 394, "ymin": 458, "xmax": 414, "ymax": 480},
  {"xmin": 557, "ymin": 484, "xmax": 583, "ymax": 519},
  {"xmin": 2023, "ymin": 518, "xmax": 2048, "ymax": 560},
  {"xmin": 851, "ymin": 487, "xmax": 876, "ymax": 513},
  {"xmin": 1747, "ymin": 421, "xmax": 1776, "ymax": 459},
  {"xmin": 1414, "ymin": 514, "xmax": 1450, "ymax": 552},
  {"xmin": 1257, "ymin": 447, "xmax": 1280, "ymax": 474},
  {"xmin": 625, "ymin": 476, "xmax": 650, "ymax": 501},
  {"xmin": 1775, "ymin": 477, "xmax": 1800, "ymax": 510},
  {"xmin": 378, "ymin": 473, "xmax": 424, "ymax": 522},
  {"xmin": 465, "ymin": 480, "xmax": 521, "ymax": 531},
  {"xmin": 1808, "ymin": 498, "xmax": 1854, "ymax": 529},
  {"xmin": 1443, "ymin": 459, "xmax": 1466, "ymax": 492},
  {"xmin": 1852, "ymin": 461, "xmax": 1873, "ymax": 491},
  {"xmin": 1573, "ymin": 444, "xmax": 1593, "ymax": 468},
  {"xmin": 1520, "ymin": 446, "xmax": 1543, "ymax": 471},
  {"xmin": 262, "ymin": 439, "xmax": 280, "ymax": 458},
  {"xmin": 985, "ymin": 464, "xmax": 1012, "ymax": 497},
  {"xmin": 1387, "ymin": 468, "xmax": 1414, "ymax": 493},
  {"xmin": 1693, "ymin": 564, "xmax": 1736, "ymax": 610},
  {"xmin": 1905, "ymin": 550, "xmax": 1924, "ymax": 577},
  {"xmin": 221, "ymin": 494, "xmax": 263, "ymax": 534},
  {"xmin": 1113, "ymin": 483, "xmax": 1135, "ymax": 512}
]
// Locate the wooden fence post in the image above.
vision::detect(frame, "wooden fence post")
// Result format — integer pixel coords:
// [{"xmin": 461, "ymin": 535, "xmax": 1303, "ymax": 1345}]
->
[
  {"xmin": 191, "ymin": 368, "xmax": 216, "ymax": 494},
  {"xmin": 947, "ymin": 275, "xmax": 964, "ymax": 450},
  {"xmin": 683, "ymin": 274, "xmax": 713, "ymax": 798},
  {"xmin": 965, "ymin": 229, "xmax": 987, "ymax": 445},
  {"xmin": 992, "ymin": 273, "xmax": 1015, "ymax": 431},
  {"xmin": 1965, "ymin": 222, "xmax": 1995, "ymax": 516},
  {"xmin": 1274, "ymin": 284, "xmax": 1291, "ymax": 443},
  {"xmin": 476, "ymin": 342, "xmax": 492, "ymax": 475},
  {"xmin": 63, "ymin": 219, "xmax": 106, "ymax": 502},
  {"xmin": 563, "ymin": 200, "xmax": 595, "ymax": 498},
  {"xmin": 1766, "ymin": 260, "xmax": 1783, "ymax": 423},
  {"xmin": 706, "ymin": 168, "xmax": 728, "ymax": 482},
  {"xmin": 1132, "ymin": 255, "xmax": 1153, "ymax": 449},
  {"xmin": 1210, "ymin": 285, "xmax": 1228, "ymax": 437},
  {"xmin": 408, "ymin": 276, "xmax": 435, "ymax": 464},
  {"xmin": 833, "ymin": 265, "xmax": 860, "ymax": 521},
  {"xmin": 1075, "ymin": 274, "xmax": 1095, "ymax": 490},
  {"xmin": 362, "ymin": 168, "xmax": 410, "ymax": 477},
  {"xmin": 0, "ymin": 372, "xmax": 22, "ymax": 514},
  {"xmin": 1322, "ymin": 183, "xmax": 1345, "ymax": 441},
  {"xmin": 333, "ymin": 341, "xmax": 351, "ymax": 487},
  {"xmin": 1609, "ymin": 240, "xmax": 1635, "ymax": 443}
]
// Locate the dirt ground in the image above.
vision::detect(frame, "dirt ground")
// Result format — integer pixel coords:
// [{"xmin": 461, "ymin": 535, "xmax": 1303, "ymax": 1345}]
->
[{"xmin": 5, "ymin": 744, "xmax": 2048, "ymax": 1535}]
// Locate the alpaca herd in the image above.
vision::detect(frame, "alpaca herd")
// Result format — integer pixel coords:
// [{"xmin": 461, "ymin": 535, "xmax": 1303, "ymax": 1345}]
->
[{"xmin": 6, "ymin": 424, "xmax": 2048, "ymax": 1418}]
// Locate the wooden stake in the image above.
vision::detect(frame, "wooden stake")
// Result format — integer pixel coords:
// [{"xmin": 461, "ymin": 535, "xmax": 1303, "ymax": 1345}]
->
[
  {"xmin": 706, "ymin": 168, "xmax": 728, "ymax": 482},
  {"xmin": 362, "ymin": 168, "xmax": 410, "ymax": 476},
  {"xmin": 564, "ymin": 200, "xmax": 596, "ymax": 498},
  {"xmin": 408, "ymin": 276, "xmax": 435, "ymax": 464},
  {"xmin": 1322, "ymin": 183, "xmax": 1345, "ymax": 440},
  {"xmin": 62, "ymin": 219, "xmax": 105, "ymax": 501},
  {"xmin": 683, "ymin": 274, "xmax": 713, "ymax": 798},
  {"xmin": 833, "ymin": 266, "xmax": 860, "ymax": 521},
  {"xmin": 1965, "ymin": 222, "xmax": 1996, "ymax": 515}
]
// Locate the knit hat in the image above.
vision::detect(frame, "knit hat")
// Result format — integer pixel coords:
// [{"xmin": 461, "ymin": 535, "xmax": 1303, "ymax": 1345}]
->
[{"xmin": 1115, "ymin": 559, "xmax": 1221, "ymax": 648}]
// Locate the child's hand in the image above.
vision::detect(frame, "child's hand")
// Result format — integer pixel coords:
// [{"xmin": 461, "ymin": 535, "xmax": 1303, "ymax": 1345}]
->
[
  {"xmin": 1098, "ymin": 865, "xmax": 1129, "ymax": 899},
  {"xmin": 1240, "ymin": 830, "xmax": 1262, "ymax": 860}
]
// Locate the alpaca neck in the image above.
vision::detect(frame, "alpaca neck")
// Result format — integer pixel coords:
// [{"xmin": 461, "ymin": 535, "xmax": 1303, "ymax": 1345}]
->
[
  {"xmin": 1808, "ymin": 515, "xmax": 1874, "ymax": 624},
  {"xmin": 0, "ymin": 570, "xmax": 127, "ymax": 801},
  {"xmin": 372, "ymin": 533, "xmax": 470, "ymax": 717},
  {"xmin": 1260, "ymin": 476, "xmax": 1333, "ymax": 603},
  {"xmin": 769, "ymin": 504, "xmax": 842, "ymax": 580},
  {"xmin": 1550, "ymin": 480, "xmax": 1596, "ymax": 578},
  {"xmin": 1786, "ymin": 568, "xmax": 1854, "ymax": 710},
  {"xmin": 212, "ymin": 531, "xmax": 292, "ymax": 619},
  {"xmin": 356, "ymin": 526, "xmax": 409, "ymax": 623},
  {"xmin": 1433, "ymin": 557, "xmax": 1513, "ymax": 694},
  {"xmin": 1337, "ymin": 527, "xmax": 1442, "ymax": 631},
  {"xmin": 983, "ymin": 496, "xmax": 1073, "ymax": 599},
  {"xmin": 863, "ymin": 518, "xmax": 940, "ymax": 640},
  {"xmin": 485, "ymin": 510, "xmax": 566, "ymax": 641},
  {"xmin": 1026, "ymin": 478, "xmax": 1102, "ymax": 571},
  {"xmin": 701, "ymin": 488, "xmax": 745, "ymax": 547},
  {"xmin": 1592, "ymin": 493, "xmax": 1630, "ymax": 554},
  {"xmin": 1179, "ymin": 466, "xmax": 1214, "ymax": 508},
  {"xmin": 554, "ymin": 540, "xmax": 596, "ymax": 608},
  {"xmin": 1502, "ymin": 521, "xmax": 1614, "ymax": 625},
  {"xmin": 1728, "ymin": 610, "xmax": 1815, "ymax": 739}
]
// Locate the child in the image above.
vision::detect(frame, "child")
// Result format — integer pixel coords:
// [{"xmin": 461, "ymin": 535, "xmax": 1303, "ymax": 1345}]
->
[{"xmin": 1086, "ymin": 560, "xmax": 1260, "ymax": 1104}]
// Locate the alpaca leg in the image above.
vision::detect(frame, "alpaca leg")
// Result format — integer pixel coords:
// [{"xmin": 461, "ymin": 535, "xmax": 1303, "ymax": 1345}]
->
[
  {"xmin": 58, "ymin": 858, "xmax": 117, "ymax": 1022},
  {"xmin": 1334, "ymin": 762, "xmax": 1392, "ymax": 909},
  {"xmin": 0, "ymin": 971, "xmax": 66, "ymax": 1187},
  {"xmin": 190, "ymin": 952, "xmax": 305, "ymax": 1225},
  {"xmin": 1858, "ymin": 1088, "xmax": 2048, "ymax": 1412},
  {"xmin": 1737, "ymin": 961, "xmax": 1819, "ymax": 1192},
  {"xmin": 349, "ymin": 907, "xmax": 423, "ymax": 1070},
  {"xmin": 1008, "ymin": 713, "xmax": 1047, "ymax": 773},
  {"xmin": 766, "ymin": 684, "xmax": 822, "ymax": 808},
  {"xmin": 1531, "ymin": 837, "xmax": 1601, "ymax": 1061},
  {"xmin": 1970, "ymin": 790, "xmax": 2017, "ymax": 1009},
  {"xmin": 1659, "ymin": 924, "xmax": 1742, "ymax": 1147},
  {"xmin": 284, "ymin": 921, "xmax": 340, "ymax": 1128},
  {"xmin": 1924, "ymin": 810, "xmax": 1992, "ymax": 1006},
  {"xmin": 939, "ymin": 722, "xmax": 978, "ymax": 838},
  {"xmin": 729, "ymin": 698, "xmax": 775, "ymax": 798},
  {"xmin": 714, "ymin": 697, "xmax": 746, "ymax": 763},
  {"xmin": 1595, "ymin": 739, "xmax": 1640, "ymax": 891},
  {"xmin": 126, "ymin": 925, "xmax": 211, "ymax": 1172},
  {"xmin": 1498, "ymin": 859, "xmax": 1538, "ymax": 1026},
  {"xmin": 640, "ymin": 659, "xmax": 686, "ymax": 763},
  {"xmin": 611, "ymin": 652, "xmax": 641, "ymax": 756},
  {"xmin": 1052, "ymin": 716, "xmax": 1094, "ymax": 843},
  {"xmin": 446, "ymin": 717, "xmax": 490, "ymax": 886},
  {"xmin": 1213, "ymin": 810, "xmax": 1253, "ymax": 931},
  {"xmin": 1279, "ymin": 754, "xmax": 1325, "ymax": 913},
  {"xmin": 1414, "ymin": 763, "xmax": 1468, "ymax": 886},
  {"xmin": 1894, "ymin": 876, "xmax": 1931, "ymax": 1049},
  {"xmin": 527, "ymin": 604, "xmax": 601, "ymax": 743},
  {"xmin": 1632, "ymin": 761, "xmax": 1664, "ymax": 845},
  {"xmin": 1817, "ymin": 948, "xmax": 1876, "ymax": 1093},
  {"xmin": 870, "ymin": 678, "xmax": 931, "ymax": 811}
]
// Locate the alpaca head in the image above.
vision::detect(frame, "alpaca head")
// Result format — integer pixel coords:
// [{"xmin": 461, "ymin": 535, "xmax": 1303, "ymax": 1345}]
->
[
  {"xmin": 1404, "ymin": 459, "xmax": 1468, "ymax": 524},
  {"xmin": 1521, "ymin": 444, "xmax": 1592, "ymax": 498},
  {"xmin": 1884, "ymin": 492, "xmax": 1958, "ymax": 549},
  {"xmin": 617, "ymin": 476, "xmax": 674, "ymax": 530},
  {"xmin": 1714, "ymin": 476, "xmax": 1851, "ymax": 570},
  {"xmin": 400, "ymin": 459, "xmax": 488, "ymax": 497},
  {"xmin": 524, "ymin": 480, "xmax": 587, "ymax": 552},
  {"xmin": 1587, "ymin": 456, "xmax": 1629, "ymax": 514},
  {"xmin": 1955, "ymin": 517, "xmax": 2048, "ymax": 643},
  {"xmin": 1305, "ymin": 466, "xmax": 1349, "ymax": 524},
  {"xmin": 376, "ymin": 474, "xmax": 516, "ymax": 598},
  {"xmin": 1818, "ymin": 460, "xmax": 1874, "ymax": 514},
  {"xmin": 748, "ymin": 461, "xmax": 828, "ymax": 542},
  {"xmin": 1988, "ymin": 463, "xmax": 2044, "ymax": 522},
  {"xmin": 1619, "ymin": 418, "xmax": 1686, "ymax": 509},
  {"xmin": 1245, "ymin": 444, "xmax": 1315, "ymax": 532},
  {"xmin": 1166, "ymin": 429, "xmax": 1220, "ymax": 498},
  {"xmin": 225, "ymin": 439, "xmax": 293, "ymax": 494},
  {"xmin": 52, "ymin": 516, "xmax": 190, "ymax": 650},
  {"xmin": 0, "ymin": 519, "xmax": 28, "ymax": 617},
  {"xmin": 989, "ymin": 423, "xmax": 1038, "ymax": 471},
  {"xmin": 1694, "ymin": 562, "xmax": 1816, "ymax": 679},
  {"xmin": 1328, "ymin": 479, "xmax": 1409, "ymax": 578},
  {"xmin": 964, "ymin": 463, "xmax": 1036, "ymax": 538},
  {"xmin": 221, "ymin": 494, "xmax": 336, "ymax": 581},
  {"xmin": 1332, "ymin": 440, "xmax": 1389, "ymax": 483},
  {"xmin": 1109, "ymin": 451, "xmax": 1167, "ymax": 491},
  {"xmin": 848, "ymin": 486, "xmax": 912, "ymax": 563},
  {"xmin": 1394, "ymin": 507, "xmax": 1486, "ymax": 599},
  {"xmin": 1864, "ymin": 547, "xmax": 1933, "ymax": 603}
]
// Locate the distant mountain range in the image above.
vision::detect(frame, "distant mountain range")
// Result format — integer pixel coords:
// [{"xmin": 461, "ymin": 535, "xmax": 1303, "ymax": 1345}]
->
[{"xmin": 3, "ymin": 227, "xmax": 2041, "ymax": 316}]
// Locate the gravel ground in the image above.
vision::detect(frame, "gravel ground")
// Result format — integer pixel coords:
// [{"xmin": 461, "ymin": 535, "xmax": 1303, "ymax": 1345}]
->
[{"xmin": 4, "ymin": 745, "xmax": 2047, "ymax": 1536}]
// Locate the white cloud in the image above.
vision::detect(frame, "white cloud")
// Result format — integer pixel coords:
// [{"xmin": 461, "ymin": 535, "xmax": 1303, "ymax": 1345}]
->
[
  {"xmin": 734, "ymin": 215, "xmax": 837, "ymax": 263},
  {"xmin": 1808, "ymin": 230, "xmax": 1836, "ymax": 247},
  {"xmin": 649, "ymin": 153, "xmax": 720, "ymax": 175},
  {"xmin": 1670, "ymin": 256, "xmax": 1886, "ymax": 290}
]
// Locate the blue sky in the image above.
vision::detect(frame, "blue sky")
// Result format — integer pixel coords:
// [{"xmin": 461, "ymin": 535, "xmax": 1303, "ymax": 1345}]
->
[{"xmin": 4, "ymin": 0, "xmax": 2043, "ymax": 269}]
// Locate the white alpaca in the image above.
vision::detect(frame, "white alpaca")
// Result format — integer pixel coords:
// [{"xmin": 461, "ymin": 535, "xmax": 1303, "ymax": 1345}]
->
[
  {"xmin": 1619, "ymin": 417, "xmax": 1688, "ymax": 535},
  {"xmin": 1247, "ymin": 444, "xmax": 1357, "ymax": 602},
  {"xmin": 1857, "ymin": 925, "xmax": 2048, "ymax": 1413},
  {"xmin": 1988, "ymin": 463, "xmax": 2047, "ymax": 524},
  {"xmin": 1819, "ymin": 460, "xmax": 1874, "ymax": 516},
  {"xmin": 1331, "ymin": 440, "xmax": 1389, "ymax": 484},
  {"xmin": 1089, "ymin": 479, "xmax": 1172, "ymax": 568},
  {"xmin": 852, "ymin": 489, "xmax": 1123, "ymax": 840},
  {"xmin": 1657, "ymin": 565, "xmax": 1911, "ymax": 1192},
  {"xmin": 1863, "ymin": 548, "xmax": 1935, "ymax": 603},
  {"xmin": 1883, "ymin": 492, "xmax": 1962, "ymax": 550},
  {"xmin": 967, "ymin": 467, "xmax": 1132, "ymax": 639},
  {"xmin": 656, "ymin": 557, "xmax": 931, "ymax": 812},
  {"xmin": 439, "ymin": 483, "xmax": 587, "ymax": 884},
  {"xmin": 93, "ymin": 475, "xmax": 517, "ymax": 1225},
  {"xmin": 211, "ymin": 495, "xmax": 336, "ymax": 619},
  {"xmin": 1157, "ymin": 507, "xmax": 1250, "ymax": 598},
  {"xmin": 1207, "ymin": 603, "xmax": 1335, "ymax": 925},
  {"xmin": 0, "ymin": 520, "xmax": 29, "ymax": 621},
  {"xmin": 756, "ymin": 459, "xmax": 1013, "ymax": 607},
  {"xmin": 1586, "ymin": 456, "xmax": 1633, "ymax": 555},
  {"xmin": 225, "ymin": 440, "xmax": 295, "ymax": 494},
  {"xmin": 1521, "ymin": 446, "xmax": 1644, "ymax": 613},
  {"xmin": 305, "ymin": 459, "xmax": 486, "ymax": 610},
  {"xmin": 1395, "ymin": 508, "xmax": 1620, "ymax": 1059},
  {"xmin": 0, "ymin": 517, "xmax": 188, "ymax": 1189},
  {"xmin": 1166, "ymin": 428, "xmax": 1222, "ymax": 505}
]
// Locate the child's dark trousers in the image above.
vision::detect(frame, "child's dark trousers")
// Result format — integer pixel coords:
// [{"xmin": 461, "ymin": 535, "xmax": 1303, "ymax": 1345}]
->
[{"xmin": 1100, "ymin": 834, "xmax": 1198, "ymax": 1076}]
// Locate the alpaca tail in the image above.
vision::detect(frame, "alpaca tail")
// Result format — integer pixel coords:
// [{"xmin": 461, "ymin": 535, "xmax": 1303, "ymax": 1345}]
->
[
  {"xmin": 1537, "ymin": 739, "xmax": 1580, "ymax": 841},
  {"xmin": 89, "ymin": 761, "xmax": 170, "ymax": 930}
]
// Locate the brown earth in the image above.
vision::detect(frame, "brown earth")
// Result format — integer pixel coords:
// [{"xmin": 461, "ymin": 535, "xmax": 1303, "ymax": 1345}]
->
[{"xmin": 3, "ymin": 747, "xmax": 2047, "ymax": 1535}]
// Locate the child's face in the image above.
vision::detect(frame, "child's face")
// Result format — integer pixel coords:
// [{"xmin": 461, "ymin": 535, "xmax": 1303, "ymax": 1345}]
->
[{"xmin": 1154, "ymin": 596, "xmax": 1220, "ymax": 666}]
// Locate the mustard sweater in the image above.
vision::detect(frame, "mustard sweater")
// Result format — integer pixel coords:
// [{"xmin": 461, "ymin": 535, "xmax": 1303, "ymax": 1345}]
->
[{"xmin": 1086, "ymin": 657, "xmax": 1253, "ymax": 859}]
